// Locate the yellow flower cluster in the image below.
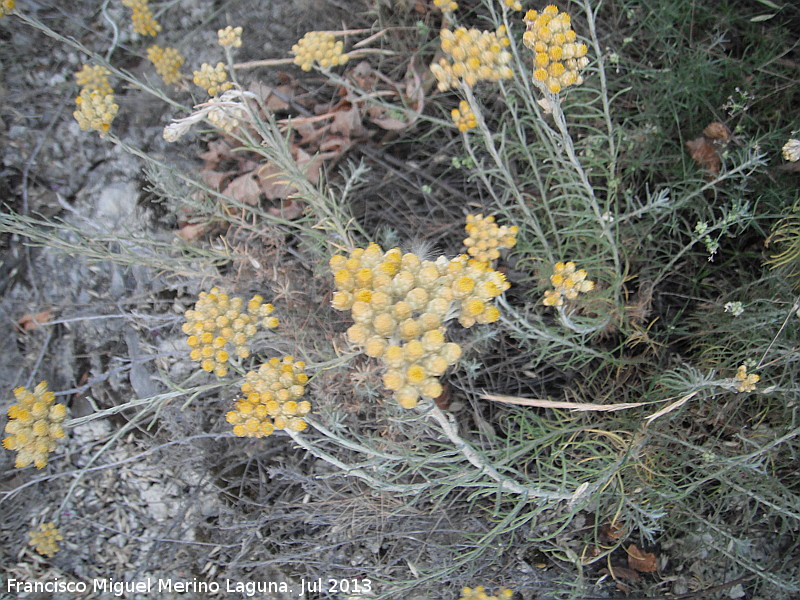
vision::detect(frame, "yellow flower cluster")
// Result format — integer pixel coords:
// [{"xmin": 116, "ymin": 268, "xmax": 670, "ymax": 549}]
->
[
  {"xmin": 523, "ymin": 5, "xmax": 589, "ymax": 94},
  {"xmin": 451, "ymin": 100, "xmax": 477, "ymax": 132},
  {"xmin": 74, "ymin": 64, "xmax": 112, "ymax": 95},
  {"xmin": 431, "ymin": 26, "xmax": 513, "ymax": 90},
  {"xmin": 3, "ymin": 382, "xmax": 67, "ymax": 469},
  {"xmin": 542, "ymin": 261, "xmax": 594, "ymax": 307},
  {"xmin": 226, "ymin": 357, "xmax": 311, "ymax": 436},
  {"xmin": 28, "ymin": 522, "xmax": 63, "ymax": 557},
  {"xmin": 735, "ymin": 364, "xmax": 759, "ymax": 393},
  {"xmin": 433, "ymin": 0, "xmax": 458, "ymax": 12},
  {"xmin": 182, "ymin": 287, "xmax": 279, "ymax": 377},
  {"xmin": 193, "ymin": 62, "xmax": 232, "ymax": 96},
  {"xmin": 207, "ymin": 102, "xmax": 246, "ymax": 133},
  {"xmin": 330, "ymin": 244, "xmax": 510, "ymax": 408},
  {"xmin": 73, "ymin": 65, "xmax": 118, "ymax": 133},
  {"xmin": 1, "ymin": 0, "xmax": 14, "ymax": 18},
  {"xmin": 121, "ymin": 0, "xmax": 161, "ymax": 36},
  {"xmin": 218, "ymin": 25, "xmax": 243, "ymax": 48},
  {"xmin": 464, "ymin": 214, "xmax": 519, "ymax": 264},
  {"xmin": 459, "ymin": 586, "xmax": 514, "ymax": 600},
  {"xmin": 502, "ymin": 0, "xmax": 523, "ymax": 11},
  {"xmin": 147, "ymin": 45, "xmax": 184, "ymax": 85},
  {"xmin": 291, "ymin": 31, "xmax": 350, "ymax": 72}
]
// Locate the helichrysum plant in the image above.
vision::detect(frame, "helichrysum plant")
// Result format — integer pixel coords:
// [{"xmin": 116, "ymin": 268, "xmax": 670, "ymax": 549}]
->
[
  {"xmin": 542, "ymin": 261, "xmax": 595, "ymax": 307},
  {"xmin": 226, "ymin": 356, "xmax": 311, "ymax": 436},
  {"xmin": 121, "ymin": 0, "xmax": 161, "ymax": 36},
  {"xmin": 192, "ymin": 62, "xmax": 232, "ymax": 96},
  {"xmin": 431, "ymin": 26, "xmax": 513, "ymax": 90},
  {"xmin": 330, "ymin": 243, "xmax": 510, "ymax": 408},
  {"xmin": 291, "ymin": 31, "xmax": 350, "ymax": 72},
  {"xmin": 459, "ymin": 586, "xmax": 514, "ymax": 600},
  {"xmin": 182, "ymin": 287, "xmax": 279, "ymax": 377},
  {"xmin": 522, "ymin": 5, "xmax": 589, "ymax": 94},
  {"xmin": 147, "ymin": 45, "xmax": 185, "ymax": 85},
  {"xmin": 502, "ymin": 0, "xmax": 523, "ymax": 11},
  {"xmin": 735, "ymin": 364, "xmax": 760, "ymax": 393},
  {"xmin": 73, "ymin": 64, "xmax": 118, "ymax": 133},
  {"xmin": 217, "ymin": 25, "xmax": 243, "ymax": 48},
  {"xmin": 3, "ymin": 382, "xmax": 67, "ymax": 469},
  {"xmin": 451, "ymin": 100, "xmax": 477, "ymax": 132},
  {"xmin": 28, "ymin": 522, "xmax": 63, "ymax": 557},
  {"xmin": 463, "ymin": 213, "xmax": 519, "ymax": 264}
]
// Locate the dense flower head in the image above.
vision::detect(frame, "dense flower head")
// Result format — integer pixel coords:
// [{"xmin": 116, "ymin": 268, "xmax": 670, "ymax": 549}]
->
[
  {"xmin": 782, "ymin": 139, "xmax": 800, "ymax": 162},
  {"xmin": 218, "ymin": 25, "xmax": 243, "ymax": 48},
  {"xmin": 460, "ymin": 586, "xmax": 514, "ymax": 600},
  {"xmin": 502, "ymin": 0, "xmax": 523, "ymax": 11},
  {"xmin": 28, "ymin": 522, "xmax": 63, "ymax": 557},
  {"xmin": 430, "ymin": 26, "xmax": 513, "ymax": 91},
  {"xmin": 1, "ymin": 0, "xmax": 14, "ymax": 18},
  {"xmin": 75, "ymin": 64, "xmax": 112, "ymax": 95},
  {"xmin": 330, "ymin": 243, "xmax": 510, "ymax": 408},
  {"xmin": 433, "ymin": 0, "xmax": 458, "ymax": 12},
  {"xmin": 121, "ymin": 0, "xmax": 161, "ymax": 36},
  {"xmin": 735, "ymin": 364, "xmax": 759, "ymax": 393},
  {"xmin": 226, "ymin": 356, "xmax": 311, "ymax": 436},
  {"xmin": 181, "ymin": 287, "xmax": 279, "ymax": 377},
  {"xmin": 542, "ymin": 261, "xmax": 594, "ymax": 307},
  {"xmin": 193, "ymin": 62, "xmax": 233, "ymax": 96},
  {"xmin": 523, "ymin": 5, "xmax": 588, "ymax": 94},
  {"xmin": 451, "ymin": 100, "xmax": 477, "ymax": 132},
  {"xmin": 74, "ymin": 89, "xmax": 118, "ymax": 133},
  {"xmin": 147, "ymin": 45, "xmax": 185, "ymax": 85},
  {"xmin": 292, "ymin": 31, "xmax": 349, "ymax": 72},
  {"xmin": 3, "ymin": 382, "xmax": 67, "ymax": 469},
  {"xmin": 464, "ymin": 213, "xmax": 519, "ymax": 263}
]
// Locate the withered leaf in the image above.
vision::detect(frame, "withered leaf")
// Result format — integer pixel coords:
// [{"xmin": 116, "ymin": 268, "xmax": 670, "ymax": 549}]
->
[
  {"xmin": 686, "ymin": 136, "xmax": 721, "ymax": 177},
  {"xmin": 17, "ymin": 310, "xmax": 52, "ymax": 332},
  {"xmin": 600, "ymin": 565, "xmax": 640, "ymax": 581},
  {"xmin": 257, "ymin": 164, "xmax": 297, "ymax": 200},
  {"xmin": 176, "ymin": 222, "xmax": 210, "ymax": 241},
  {"xmin": 223, "ymin": 172, "xmax": 263, "ymax": 205},
  {"xmin": 627, "ymin": 544, "xmax": 657, "ymax": 573}
]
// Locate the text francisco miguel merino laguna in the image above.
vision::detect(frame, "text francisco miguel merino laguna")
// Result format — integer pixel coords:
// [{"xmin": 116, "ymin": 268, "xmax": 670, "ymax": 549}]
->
[{"xmin": 6, "ymin": 576, "xmax": 373, "ymax": 597}]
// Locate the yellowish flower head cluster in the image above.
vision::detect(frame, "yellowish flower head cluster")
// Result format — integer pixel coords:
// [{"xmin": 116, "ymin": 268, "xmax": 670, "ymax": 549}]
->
[
  {"xmin": 218, "ymin": 25, "xmax": 243, "ymax": 48},
  {"xmin": 292, "ymin": 32, "xmax": 350, "ymax": 72},
  {"xmin": 330, "ymin": 244, "xmax": 510, "ymax": 408},
  {"xmin": 451, "ymin": 100, "xmax": 477, "ymax": 132},
  {"xmin": 73, "ymin": 65, "xmax": 118, "ymax": 134},
  {"xmin": 182, "ymin": 287, "xmax": 279, "ymax": 377},
  {"xmin": 430, "ymin": 26, "xmax": 513, "ymax": 90},
  {"xmin": 147, "ymin": 45, "xmax": 184, "ymax": 85},
  {"xmin": 464, "ymin": 214, "xmax": 519, "ymax": 264},
  {"xmin": 121, "ymin": 0, "xmax": 161, "ymax": 36},
  {"xmin": 207, "ymin": 102, "xmax": 246, "ymax": 134},
  {"xmin": 28, "ymin": 522, "xmax": 63, "ymax": 557},
  {"xmin": 193, "ymin": 62, "xmax": 233, "ymax": 96},
  {"xmin": 735, "ymin": 364, "xmax": 759, "ymax": 393},
  {"xmin": 433, "ymin": 0, "xmax": 458, "ymax": 12},
  {"xmin": 542, "ymin": 261, "xmax": 594, "ymax": 307},
  {"xmin": 226, "ymin": 357, "xmax": 311, "ymax": 437},
  {"xmin": 75, "ymin": 64, "xmax": 112, "ymax": 95},
  {"xmin": 3, "ymin": 382, "xmax": 67, "ymax": 469},
  {"xmin": 460, "ymin": 586, "xmax": 514, "ymax": 600},
  {"xmin": 523, "ymin": 5, "xmax": 589, "ymax": 94},
  {"xmin": 1, "ymin": 0, "xmax": 14, "ymax": 18},
  {"xmin": 503, "ymin": 0, "xmax": 523, "ymax": 11},
  {"xmin": 782, "ymin": 139, "xmax": 800, "ymax": 162}
]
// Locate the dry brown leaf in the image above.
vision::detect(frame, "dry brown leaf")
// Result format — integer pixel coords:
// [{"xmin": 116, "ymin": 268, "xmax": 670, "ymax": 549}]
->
[
  {"xmin": 600, "ymin": 521, "xmax": 626, "ymax": 542},
  {"xmin": 175, "ymin": 222, "xmax": 210, "ymax": 241},
  {"xmin": 686, "ymin": 136, "xmax": 721, "ymax": 177},
  {"xmin": 703, "ymin": 121, "xmax": 731, "ymax": 142},
  {"xmin": 200, "ymin": 167, "xmax": 232, "ymax": 190},
  {"xmin": 256, "ymin": 164, "xmax": 297, "ymax": 200},
  {"xmin": 600, "ymin": 566, "xmax": 640, "ymax": 581},
  {"xmin": 482, "ymin": 392, "xmax": 648, "ymax": 412},
  {"xmin": 223, "ymin": 173, "xmax": 263, "ymax": 205},
  {"xmin": 267, "ymin": 198, "xmax": 305, "ymax": 219},
  {"xmin": 627, "ymin": 544, "xmax": 657, "ymax": 573},
  {"xmin": 17, "ymin": 310, "xmax": 52, "ymax": 332},
  {"xmin": 198, "ymin": 139, "xmax": 233, "ymax": 168}
]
